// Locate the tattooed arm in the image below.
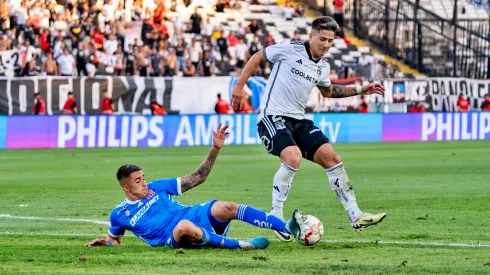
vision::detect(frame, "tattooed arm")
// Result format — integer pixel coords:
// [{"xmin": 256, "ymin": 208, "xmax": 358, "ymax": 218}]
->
[
  {"xmin": 179, "ymin": 123, "xmax": 230, "ymax": 193},
  {"xmin": 317, "ymin": 85, "xmax": 358, "ymax": 98},
  {"xmin": 179, "ymin": 146, "xmax": 220, "ymax": 193},
  {"xmin": 317, "ymin": 83, "xmax": 385, "ymax": 98}
]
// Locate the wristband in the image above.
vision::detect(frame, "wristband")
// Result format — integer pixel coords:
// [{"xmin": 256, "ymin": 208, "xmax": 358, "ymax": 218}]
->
[
  {"xmin": 356, "ymin": 85, "xmax": 362, "ymax": 95},
  {"xmin": 107, "ymin": 240, "xmax": 113, "ymax": 246}
]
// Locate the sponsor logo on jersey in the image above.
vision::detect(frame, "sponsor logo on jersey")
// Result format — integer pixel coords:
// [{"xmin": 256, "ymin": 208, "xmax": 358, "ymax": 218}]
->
[
  {"xmin": 290, "ymin": 68, "xmax": 319, "ymax": 84},
  {"xmin": 130, "ymin": 195, "xmax": 160, "ymax": 226}
]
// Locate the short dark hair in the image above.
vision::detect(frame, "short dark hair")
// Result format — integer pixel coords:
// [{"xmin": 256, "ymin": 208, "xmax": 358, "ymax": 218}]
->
[
  {"xmin": 116, "ymin": 164, "xmax": 142, "ymax": 182},
  {"xmin": 312, "ymin": 16, "xmax": 339, "ymax": 33},
  {"xmin": 217, "ymin": 93, "xmax": 222, "ymax": 99}
]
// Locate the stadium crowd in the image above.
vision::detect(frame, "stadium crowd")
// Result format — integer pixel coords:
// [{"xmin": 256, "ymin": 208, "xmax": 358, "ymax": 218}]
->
[{"xmin": 0, "ymin": 0, "xmax": 400, "ymax": 79}]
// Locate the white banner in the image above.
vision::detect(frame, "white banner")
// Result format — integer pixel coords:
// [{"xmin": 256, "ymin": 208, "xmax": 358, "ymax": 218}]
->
[
  {"xmin": 429, "ymin": 78, "xmax": 490, "ymax": 112},
  {"xmin": 95, "ymin": 51, "xmax": 123, "ymax": 69},
  {"xmin": 171, "ymin": 77, "xmax": 232, "ymax": 114},
  {"xmin": 0, "ymin": 50, "xmax": 21, "ymax": 74}
]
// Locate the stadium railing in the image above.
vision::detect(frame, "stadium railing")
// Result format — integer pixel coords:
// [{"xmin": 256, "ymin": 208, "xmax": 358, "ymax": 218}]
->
[{"xmin": 348, "ymin": 0, "xmax": 490, "ymax": 79}]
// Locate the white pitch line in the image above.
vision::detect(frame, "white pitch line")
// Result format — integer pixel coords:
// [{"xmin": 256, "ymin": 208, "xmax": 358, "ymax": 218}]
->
[
  {"xmin": 1, "ymin": 214, "xmax": 490, "ymax": 248},
  {"xmin": 0, "ymin": 214, "xmax": 110, "ymax": 225},
  {"xmin": 0, "ymin": 231, "xmax": 489, "ymax": 247}
]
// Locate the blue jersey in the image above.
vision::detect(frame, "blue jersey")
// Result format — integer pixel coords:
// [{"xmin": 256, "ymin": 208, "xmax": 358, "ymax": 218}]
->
[{"xmin": 108, "ymin": 178, "xmax": 192, "ymax": 246}]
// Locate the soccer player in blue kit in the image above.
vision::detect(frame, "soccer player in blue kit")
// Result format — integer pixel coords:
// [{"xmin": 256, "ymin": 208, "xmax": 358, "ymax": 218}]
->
[{"xmin": 84, "ymin": 124, "xmax": 310, "ymax": 250}]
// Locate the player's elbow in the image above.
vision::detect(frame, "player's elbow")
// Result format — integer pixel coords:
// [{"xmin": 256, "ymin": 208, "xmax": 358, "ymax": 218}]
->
[{"xmin": 318, "ymin": 86, "xmax": 332, "ymax": 98}]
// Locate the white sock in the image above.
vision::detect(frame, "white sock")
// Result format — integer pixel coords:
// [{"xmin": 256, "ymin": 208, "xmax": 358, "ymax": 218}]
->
[
  {"xmin": 271, "ymin": 163, "xmax": 298, "ymax": 220},
  {"xmin": 325, "ymin": 162, "xmax": 362, "ymax": 222}
]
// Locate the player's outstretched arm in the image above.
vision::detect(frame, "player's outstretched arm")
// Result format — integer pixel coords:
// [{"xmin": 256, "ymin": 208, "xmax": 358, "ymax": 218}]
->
[
  {"xmin": 180, "ymin": 123, "xmax": 230, "ymax": 193},
  {"xmin": 318, "ymin": 83, "xmax": 385, "ymax": 98},
  {"xmin": 231, "ymin": 50, "xmax": 265, "ymax": 110},
  {"xmin": 84, "ymin": 234, "xmax": 122, "ymax": 247}
]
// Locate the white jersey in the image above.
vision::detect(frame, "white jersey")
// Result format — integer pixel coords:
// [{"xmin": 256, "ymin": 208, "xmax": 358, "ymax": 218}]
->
[{"xmin": 259, "ymin": 40, "xmax": 331, "ymax": 120}]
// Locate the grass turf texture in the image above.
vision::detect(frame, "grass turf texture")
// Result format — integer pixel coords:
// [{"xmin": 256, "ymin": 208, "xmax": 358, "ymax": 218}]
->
[{"xmin": 0, "ymin": 141, "xmax": 489, "ymax": 274}]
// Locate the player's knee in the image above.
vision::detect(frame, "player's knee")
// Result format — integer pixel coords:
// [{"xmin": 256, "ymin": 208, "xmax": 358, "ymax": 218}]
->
[
  {"xmin": 222, "ymin": 202, "xmax": 239, "ymax": 219},
  {"xmin": 280, "ymin": 146, "xmax": 302, "ymax": 169},
  {"xmin": 175, "ymin": 220, "xmax": 200, "ymax": 239}
]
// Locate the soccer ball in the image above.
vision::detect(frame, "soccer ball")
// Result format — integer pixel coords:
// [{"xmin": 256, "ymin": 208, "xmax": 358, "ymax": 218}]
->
[{"xmin": 296, "ymin": 215, "xmax": 324, "ymax": 246}]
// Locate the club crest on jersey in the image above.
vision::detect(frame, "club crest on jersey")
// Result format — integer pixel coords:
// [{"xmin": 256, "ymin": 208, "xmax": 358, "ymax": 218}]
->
[
  {"xmin": 317, "ymin": 68, "xmax": 322, "ymax": 78},
  {"xmin": 125, "ymin": 210, "xmax": 130, "ymax": 216},
  {"xmin": 272, "ymin": 116, "xmax": 286, "ymax": 130},
  {"xmin": 146, "ymin": 189, "xmax": 155, "ymax": 199}
]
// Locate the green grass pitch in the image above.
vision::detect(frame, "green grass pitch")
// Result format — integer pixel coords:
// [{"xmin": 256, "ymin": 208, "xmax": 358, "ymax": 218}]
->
[{"xmin": 0, "ymin": 141, "xmax": 489, "ymax": 274}]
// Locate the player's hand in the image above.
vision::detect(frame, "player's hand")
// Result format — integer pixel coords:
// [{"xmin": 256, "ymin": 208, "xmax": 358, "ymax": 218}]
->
[
  {"xmin": 84, "ymin": 238, "xmax": 109, "ymax": 247},
  {"xmin": 212, "ymin": 123, "xmax": 230, "ymax": 150},
  {"xmin": 231, "ymin": 84, "xmax": 245, "ymax": 110},
  {"xmin": 361, "ymin": 83, "xmax": 385, "ymax": 96}
]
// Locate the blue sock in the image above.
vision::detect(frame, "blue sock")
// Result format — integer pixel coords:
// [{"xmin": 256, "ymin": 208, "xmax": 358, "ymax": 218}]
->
[
  {"xmin": 194, "ymin": 227, "xmax": 241, "ymax": 249},
  {"xmin": 237, "ymin": 204, "xmax": 290, "ymax": 234}
]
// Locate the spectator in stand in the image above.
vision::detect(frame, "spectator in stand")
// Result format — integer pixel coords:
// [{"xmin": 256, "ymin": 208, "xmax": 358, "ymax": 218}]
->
[
  {"xmin": 228, "ymin": 32, "xmax": 239, "ymax": 47},
  {"xmin": 216, "ymin": 30, "xmax": 229, "ymax": 70},
  {"xmin": 248, "ymin": 20, "xmax": 260, "ymax": 35},
  {"xmin": 23, "ymin": 59, "xmax": 40, "ymax": 76},
  {"xmin": 149, "ymin": 47, "xmax": 162, "ymax": 77},
  {"xmin": 215, "ymin": 93, "xmax": 230, "ymax": 114},
  {"xmin": 188, "ymin": 38, "xmax": 203, "ymax": 69},
  {"xmin": 457, "ymin": 94, "xmax": 470, "ymax": 112},
  {"xmin": 248, "ymin": 35, "xmax": 262, "ymax": 57},
  {"xmin": 358, "ymin": 52, "xmax": 371, "ymax": 66},
  {"xmin": 101, "ymin": 89, "xmax": 115, "ymax": 114},
  {"xmin": 74, "ymin": 41, "xmax": 89, "ymax": 76},
  {"xmin": 283, "ymin": 2, "xmax": 295, "ymax": 21},
  {"xmin": 165, "ymin": 48, "xmax": 178, "ymax": 76},
  {"xmin": 190, "ymin": 7, "xmax": 202, "ymax": 35},
  {"xmin": 235, "ymin": 38, "xmax": 248, "ymax": 74},
  {"xmin": 333, "ymin": 0, "xmax": 344, "ymax": 28},
  {"xmin": 175, "ymin": 38, "xmax": 186, "ymax": 72},
  {"xmin": 409, "ymin": 102, "xmax": 426, "ymax": 113},
  {"xmin": 57, "ymin": 47, "xmax": 76, "ymax": 76},
  {"xmin": 136, "ymin": 45, "xmax": 149, "ymax": 77},
  {"xmin": 359, "ymin": 96, "xmax": 369, "ymax": 113},
  {"xmin": 199, "ymin": 50, "xmax": 215, "ymax": 77},
  {"xmin": 215, "ymin": 0, "xmax": 226, "ymax": 13},
  {"xmin": 61, "ymin": 91, "xmax": 77, "ymax": 115},
  {"xmin": 183, "ymin": 58, "xmax": 196, "ymax": 77},
  {"xmin": 481, "ymin": 94, "xmax": 490, "ymax": 111},
  {"xmin": 41, "ymin": 51, "xmax": 59, "ymax": 76},
  {"xmin": 33, "ymin": 92, "xmax": 46, "ymax": 115},
  {"xmin": 294, "ymin": 4, "xmax": 305, "ymax": 17},
  {"xmin": 114, "ymin": 45, "xmax": 126, "ymax": 76},
  {"xmin": 151, "ymin": 100, "xmax": 167, "ymax": 115}
]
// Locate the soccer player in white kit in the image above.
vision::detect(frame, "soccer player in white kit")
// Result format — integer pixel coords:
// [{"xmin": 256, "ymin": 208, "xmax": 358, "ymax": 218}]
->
[{"xmin": 231, "ymin": 16, "xmax": 387, "ymax": 242}]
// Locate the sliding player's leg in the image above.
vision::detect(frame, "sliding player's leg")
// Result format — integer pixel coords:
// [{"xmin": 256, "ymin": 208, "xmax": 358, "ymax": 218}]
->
[{"xmin": 210, "ymin": 201, "xmax": 309, "ymax": 242}]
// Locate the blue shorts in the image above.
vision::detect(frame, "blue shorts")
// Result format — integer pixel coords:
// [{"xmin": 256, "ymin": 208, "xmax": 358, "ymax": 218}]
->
[{"xmin": 166, "ymin": 200, "xmax": 232, "ymax": 248}]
